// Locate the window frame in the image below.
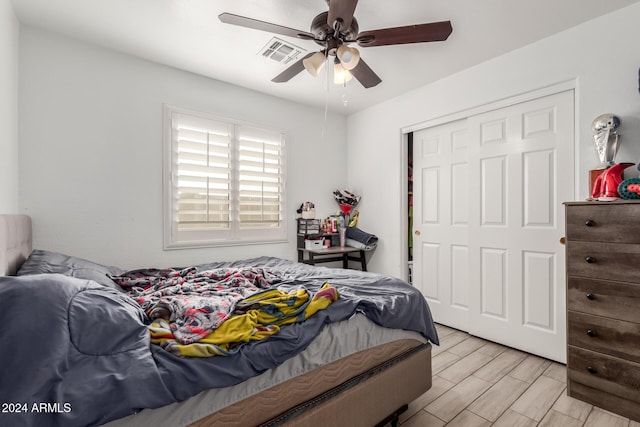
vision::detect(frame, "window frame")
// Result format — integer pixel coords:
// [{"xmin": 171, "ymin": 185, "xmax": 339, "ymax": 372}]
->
[{"xmin": 163, "ymin": 104, "xmax": 287, "ymax": 249}]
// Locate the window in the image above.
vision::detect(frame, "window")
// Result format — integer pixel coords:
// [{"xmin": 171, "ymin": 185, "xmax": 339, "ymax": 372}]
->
[{"xmin": 163, "ymin": 105, "xmax": 286, "ymax": 249}]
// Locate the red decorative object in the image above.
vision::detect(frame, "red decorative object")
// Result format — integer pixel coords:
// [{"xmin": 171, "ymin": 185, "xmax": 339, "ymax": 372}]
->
[
  {"xmin": 591, "ymin": 163, "xmax": 634, "ymax": 200},
  {"xmin": 339, "ymin": 203, "xmax": 353, "ymax": 217}
]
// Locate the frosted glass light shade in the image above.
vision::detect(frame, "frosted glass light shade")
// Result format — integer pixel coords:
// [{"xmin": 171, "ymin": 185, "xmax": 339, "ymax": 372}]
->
[
  {"xmin": 333, "ymin": 63, "xmax": 353, "ymax": 85},
  {"xmin": 336, "ymin": 45, "xmax": 360, "ymax": 70},
  {"xmin": 303, "ymin": 51, "xmax": 326, "ymax": 77}
]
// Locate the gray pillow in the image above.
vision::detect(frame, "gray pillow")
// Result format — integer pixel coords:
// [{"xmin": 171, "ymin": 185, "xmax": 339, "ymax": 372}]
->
[{"xmin": 16, "ymin": 249, "xmax": 125, "ymax": 290}]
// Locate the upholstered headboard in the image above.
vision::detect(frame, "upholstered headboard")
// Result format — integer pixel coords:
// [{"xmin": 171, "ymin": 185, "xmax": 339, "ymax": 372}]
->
[{"xmin": 0, "ymin": 215, "xmax": 32, "ymax": 276}]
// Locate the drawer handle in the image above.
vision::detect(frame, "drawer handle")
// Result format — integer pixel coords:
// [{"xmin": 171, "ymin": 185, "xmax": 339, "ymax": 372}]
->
[
  {"xmin": 585, "ymin": 219, "xmax": 595, "ymax": 227},
  {"xmin": 586, "ymin": 293, "xmax": 596, "ymax": 300},
  {"xmin": 587, "ymin": 366, "xmax": 597, "ymax": 374},
  {"xmin": 586, "ymin": 329, "xmax": 597, "ymax": 337},
  {"xmin": 585, "ymin": 256, "xmax": 596, "ymax": 264}
]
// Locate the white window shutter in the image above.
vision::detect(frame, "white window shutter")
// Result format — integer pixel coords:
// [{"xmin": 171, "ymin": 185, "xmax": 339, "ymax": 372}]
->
[
  {"xmin": 174, "ymin": 113, "xmax": 232, "ymax": 231},
  {"xmin": 164, "ymin": 105, "xmax": 287, "ymax": 249},
  {"xmin": 237, "ymin": 126, "xmax": 284, "ymax": 229}
]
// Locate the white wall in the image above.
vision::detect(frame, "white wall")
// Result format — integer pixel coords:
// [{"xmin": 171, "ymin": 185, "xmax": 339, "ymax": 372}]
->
[
  {"xmin": 0, "ymin": 0, "xmax": 19, "ymax": 213},
  {"xmin": 19, "ymin": 26, "xmax": 347, "ymax": 269},
  {"xmin": 347, "ymin": 3, "xmax": 640, "ymax": 278}
]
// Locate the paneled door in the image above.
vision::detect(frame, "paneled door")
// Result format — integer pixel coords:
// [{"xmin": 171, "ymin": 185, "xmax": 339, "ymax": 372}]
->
[
  {"xmin": 412, "ymin": 119, "xmax": 470, "ymax": 331},
  {"xmin": 466, "ymin": 90, "xmax": 574, "ymax": 362},
  {"xmin": 412, "ymin": 90, "xmax": 574, "ymax": 362}
]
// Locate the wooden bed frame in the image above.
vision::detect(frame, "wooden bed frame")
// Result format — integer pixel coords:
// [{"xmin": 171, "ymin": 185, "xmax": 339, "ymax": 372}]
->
[{"xmin": 0, "ymin": 214, "xmax": 432, "ymax": 427}]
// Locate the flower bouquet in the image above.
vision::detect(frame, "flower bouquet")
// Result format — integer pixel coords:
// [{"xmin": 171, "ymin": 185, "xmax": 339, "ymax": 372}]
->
[{"xmin": 333, "ymin": 189, "xmax": 360, "ymax": 247}]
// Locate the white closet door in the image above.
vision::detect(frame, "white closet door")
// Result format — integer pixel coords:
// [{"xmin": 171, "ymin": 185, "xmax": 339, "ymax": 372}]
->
[
  {"xmin": 412, "ymin": 119, "xmax": 470, "ymax": 331},
  {"xmin": 466, "ymin": 90, "xmax": 574, "ymax": 362},
  {"xmin": 412, "ymin": 90, "xmax": 574, "ymax": 362}
]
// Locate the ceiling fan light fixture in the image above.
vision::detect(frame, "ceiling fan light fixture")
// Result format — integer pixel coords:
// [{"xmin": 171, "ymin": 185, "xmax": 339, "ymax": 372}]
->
[
  {"xmin": 220, "ymin": 4, "xmax": 452, "ymax": 89},
  {"xmin": 303, "ymin": 51, "xmax": 326, "ymax": 77},
  {"xmin": 336, "ymin": 45, "xmax": 360, "ymax": 70},
  {"xmin": 333, "ymin": 62, "xmax": 353, "ymax": 85}
]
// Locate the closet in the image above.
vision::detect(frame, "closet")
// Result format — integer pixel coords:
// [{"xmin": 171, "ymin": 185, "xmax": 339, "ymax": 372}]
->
[{"xmin": 409, "ymin": 89, "xmax": 574, "ymax": 362}]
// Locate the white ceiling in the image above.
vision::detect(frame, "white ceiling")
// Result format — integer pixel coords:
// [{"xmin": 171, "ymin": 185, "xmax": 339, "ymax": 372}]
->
[{"xmin": 11, "ymin": 0, "xmax": 640, "ymax": 114}]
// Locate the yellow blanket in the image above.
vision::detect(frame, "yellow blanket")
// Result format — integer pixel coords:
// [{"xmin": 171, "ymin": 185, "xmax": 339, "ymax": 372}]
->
[{"xmin": 149, "ymin": 283, "xmax": 339, "ymax": 357}]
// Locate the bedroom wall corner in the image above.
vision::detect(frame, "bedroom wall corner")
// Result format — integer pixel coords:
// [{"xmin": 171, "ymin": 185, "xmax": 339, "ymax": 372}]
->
[
  {"xmin": 0, "ymin": 0, "xmax": 19, "ymax": 213},
  {"xmin": 18, "ymin": 26, "xmax": 348, "ymax": 269}
]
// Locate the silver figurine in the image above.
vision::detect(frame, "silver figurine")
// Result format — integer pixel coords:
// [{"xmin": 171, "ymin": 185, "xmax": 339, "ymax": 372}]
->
[{"xmin": 592, "ymin": 114, "xmax": 621, "ymax": 166}]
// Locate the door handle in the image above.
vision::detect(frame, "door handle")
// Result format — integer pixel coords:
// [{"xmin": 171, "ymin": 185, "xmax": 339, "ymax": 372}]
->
[{"xmin": 415, "ymin": 230, "xmax": 421, "ymax": 236}]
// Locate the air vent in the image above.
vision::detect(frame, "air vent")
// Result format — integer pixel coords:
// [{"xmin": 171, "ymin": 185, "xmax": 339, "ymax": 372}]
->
[{"xmin": 258, "ymin": 37, "xmax": 306, "ymax": 65}]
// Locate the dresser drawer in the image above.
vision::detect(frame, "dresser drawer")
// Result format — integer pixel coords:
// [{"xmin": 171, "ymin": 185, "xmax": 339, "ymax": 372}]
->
[
  {"xmin": 566, "ymin": 203, "xmax": 640, "ymax": 243},
  {"xmin": 568, "ymin": 381, "xmax": 640, "ymax": 422},
  {"xmin": 568, "ymin": 311, "xmax": 640, "ymax": 363},
  {"xmin": 566, "ymin": 240, "xmax": 640, "ymax": 283},
  {"xmin": 567, "ymin": 277, "xmax": 640, "ymax": 323},
  {"xmin": 567, "ymin": 346, "xmax": 640, "ymax": 404}
]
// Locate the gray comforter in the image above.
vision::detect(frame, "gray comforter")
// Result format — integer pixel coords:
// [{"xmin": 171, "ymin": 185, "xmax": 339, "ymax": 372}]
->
[{"xmin": 0, "ymin": 254, "xmax": 437, "ymax": 427}]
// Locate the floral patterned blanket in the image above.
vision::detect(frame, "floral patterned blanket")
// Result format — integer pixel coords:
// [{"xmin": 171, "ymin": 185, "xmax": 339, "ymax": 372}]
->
[{"xmin": 110, "ymin": 267, "xmax": 281, "ymax": 344}]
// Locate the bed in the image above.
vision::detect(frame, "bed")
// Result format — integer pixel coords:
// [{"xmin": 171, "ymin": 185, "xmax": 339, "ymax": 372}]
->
[{"xmin": 0, "ymin": 214, "xmax": 437, "ymax": 427}]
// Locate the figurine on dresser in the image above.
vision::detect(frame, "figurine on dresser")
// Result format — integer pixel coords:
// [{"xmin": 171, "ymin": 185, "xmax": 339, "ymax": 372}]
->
[
  {"xmin": 589, "ymin": 114, "xmax": 637, "ymax": 201},
  {"xmin": 591, "ymin": 162, "xmax": 634, "ymax": 201},
  {"xmin": 592, "ymin": 113, "xmax": 621, "ymax": 167}
]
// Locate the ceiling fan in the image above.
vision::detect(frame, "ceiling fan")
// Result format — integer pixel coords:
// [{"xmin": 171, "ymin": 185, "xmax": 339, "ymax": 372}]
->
[{"xmin": 219, "ymin": 0, "xmax": 452, "ymax": 88}]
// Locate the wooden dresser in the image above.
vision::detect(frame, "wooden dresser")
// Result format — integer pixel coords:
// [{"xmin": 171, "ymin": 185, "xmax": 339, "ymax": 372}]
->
[{"xmin": 564, "ymin": 200, "xmax": 640, "ymax": 422}]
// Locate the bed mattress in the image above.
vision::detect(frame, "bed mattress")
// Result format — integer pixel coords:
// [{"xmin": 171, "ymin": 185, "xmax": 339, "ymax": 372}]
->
[{"xmin": 105, "ymin": 313, "xmax": 428, "ymax": 427}]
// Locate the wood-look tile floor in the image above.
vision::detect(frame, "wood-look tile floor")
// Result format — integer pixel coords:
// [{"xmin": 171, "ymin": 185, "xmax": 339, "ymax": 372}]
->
[{"xmin": 399, "ymin": 323, "xmax": 640, "ymax": 427}]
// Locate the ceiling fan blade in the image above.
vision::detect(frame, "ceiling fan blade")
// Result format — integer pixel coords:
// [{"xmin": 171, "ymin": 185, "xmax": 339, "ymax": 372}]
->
[
  {"xmin": 356, "ymin": 21, "xmax": 452, "ymax": 47},
  {"xmin": 327, "ymin": 0, "xmax": 359, "ymax": 32},
  {"xmin": 349, "ymin": 58, "xmax": 381, "ymax": 88},
  {"xmin": 219, "ymin": 13, "xmax": 316, "ymax": 41},
  {"xmin": 271, "ymin": 52, "xmax": 315, "ymax": 83}
]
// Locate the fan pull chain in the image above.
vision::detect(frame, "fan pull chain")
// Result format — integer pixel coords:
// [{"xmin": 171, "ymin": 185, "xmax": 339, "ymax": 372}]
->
[
  {"xmin": 321, "ymin": 55, "xmax": 330, "ymax": 137},
  {"xmin": 341, "ymin": 79, "xmax": 348, "ymax": 107}
]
